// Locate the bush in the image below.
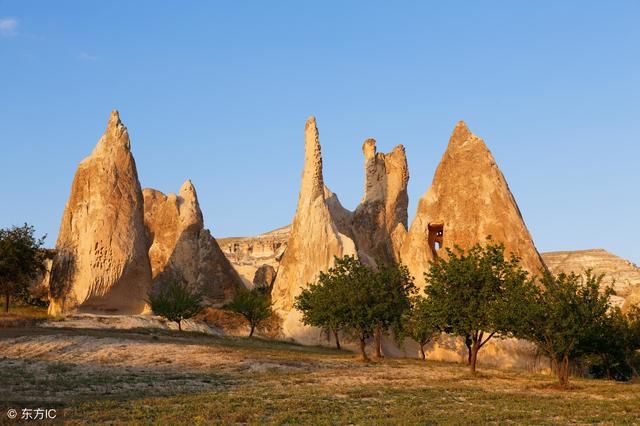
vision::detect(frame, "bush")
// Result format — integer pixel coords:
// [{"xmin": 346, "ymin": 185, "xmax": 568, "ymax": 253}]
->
[
  {"xmin": 226, "ymin": 288, "xmax": 272, "ymax": 337},
  {"xmin": 148, "ymin": 281, "xmax": 203, "ymax": 331}
]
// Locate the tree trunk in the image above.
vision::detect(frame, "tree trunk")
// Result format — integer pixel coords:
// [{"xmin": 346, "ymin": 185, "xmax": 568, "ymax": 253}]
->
[
  {"xmin": 177, "ymin": 320, "xmax": 182, "ymax": 331},
  {"xmin": 359, "ymin": 335, "xmax": 369, "ymax": 362},
  {"xmin": 249, "ymin": 323, "xmax": 255, "ymax": 337},
  {"xmin": 558, "ymin": 355, "xmax": 570, "ymax": 388},
  {"xmin": 373, "ymin": 324, "xmax": 383, "ymax": 359},
  {"xmin": 4, "ymin": 293, "xmax": 9, "ymax": 313},
  {"xmin": 470, "ymin": 343, "xmax": 480, "ymax": 374},
  {"xmin": 465, "ymin": 335, "xmax": 472, "ymax": 365},
  {"xmin": 333, "ymin": 329, "xmax": 341, "ymax": 350},
  {"xmin": 420, "ymin": 343, "xmax": 426, "ymax": 361}
]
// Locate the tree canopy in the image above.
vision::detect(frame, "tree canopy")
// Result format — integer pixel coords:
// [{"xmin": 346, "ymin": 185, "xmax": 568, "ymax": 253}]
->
[
  {"xmin": 227, "ymin": 288, "xmax": 272, "ymax": 337},
  {"xmin": 508, "ymin": 270, "xmax": 615, "ymax": 387},
  {"xmin": 424, "ymin": 240, "xmax": 531, "ymax": 374},
  {"xmin": 0, "ymin": 224, "xmax": 47, "ymax": 312},
  {"xmin": 148, "ymin": 281, "xmax": 203, "ymax": 331}
]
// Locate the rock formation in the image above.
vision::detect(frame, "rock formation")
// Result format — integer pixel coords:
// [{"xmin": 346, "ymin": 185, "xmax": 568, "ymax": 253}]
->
[
  {"xmin": 401, "ymin": 121, "xmax": 546, "ymax": 287},
  {"xmin": 542, "ymin": 249, "xmax": 640, "ymax": 309},
  {"xmin": 219, "ymin": 225, "xmax": 289, "ymax": 287},
  {"xmin": 48, "ymin": 111, "xmax": 152, "ymax": 315},
  {"xmin": 143, "ymin": 180, "xmax": 243, "ymax": 304},
  {"xmin": 270, "ymin": 117, "xmax": 357, "ymax": 342},
  {"xmin": 352, "ymin": 139, "xmax": 409, "ymax": 264},
  {"xmin": 253, "ymin": 264, "xmax": 277, "ymax": 290}
]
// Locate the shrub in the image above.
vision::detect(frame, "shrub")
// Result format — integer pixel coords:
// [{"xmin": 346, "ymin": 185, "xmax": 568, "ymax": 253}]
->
[
  {"xmin": 148, "ymin": 281, "xmax": 203, "ymax": 331},
  {"xmin": 226, "ymin": 288, "xmax": 272, "ymax": 337}
]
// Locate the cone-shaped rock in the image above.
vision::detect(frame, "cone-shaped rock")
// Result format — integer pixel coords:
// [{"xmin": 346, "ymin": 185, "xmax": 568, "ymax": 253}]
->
[
  {"xmin": 271, "ymin": 116, "xmax": 356, "ymax": 342},
  {"xmin": 48, "ymin": 111, "xmax": 152, "ymax": 315},
  {"xmin": 353, "ymin": 139, "xmax": 409, "ymax": 264},
  {"xmin": 401, "ymin": 121, "xmax": 546, "ymax": 287},
  {"xmin": 143, "ymin": 180, "xmax": 243, "ymax": 304}
]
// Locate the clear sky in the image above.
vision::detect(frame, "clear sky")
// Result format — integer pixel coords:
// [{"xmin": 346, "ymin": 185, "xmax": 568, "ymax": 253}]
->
[{"xmin": 1, "ymin": 1, "xmax": 638, "ymax": 264}]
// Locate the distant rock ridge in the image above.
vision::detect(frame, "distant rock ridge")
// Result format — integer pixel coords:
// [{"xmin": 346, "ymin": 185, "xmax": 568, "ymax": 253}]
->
[
  {"xmin": 48, "ymin": 111, "xmax": 152, "ymax": 315},
  {"xmin": 218, "ymin": 225, "xmax": 290, "ymax": 287},
  {"xmin": 143, "ymin": 180, "xmax": 243, "ymax": 304},
  {"xmin": 542, "ymin": 248, "xmax": 640, "ymax": 309}
]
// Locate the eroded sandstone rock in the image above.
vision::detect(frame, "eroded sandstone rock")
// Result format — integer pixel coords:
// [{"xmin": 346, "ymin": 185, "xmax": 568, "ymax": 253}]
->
[
  {"xmin": 48, "ymin": 111, "xmax": 152, "ymax": 315},
  {"xmin": 253, "ymin": 264, "xmax": 277, "ymax": 290},
  {"xmin": 219, "ymin": 225, "xmax": 289, "ymax": 287},
  {"xmin": 542, "ymin": 249, "xmax": 640, "ymax": 309},
  {"xmin": 352, "ymin": 139, "xmax": 409, "ymax": 264},
  {"xmin": 401, "ymin": 121, "xmax": 546, "ymax": 287},
  {"xmin": 270, "ymin": 116, "xmax": 357, "ymax": 343},
  {"xmin": 143, "ymin": 180, "xmax": 243, "ymax": 304}
]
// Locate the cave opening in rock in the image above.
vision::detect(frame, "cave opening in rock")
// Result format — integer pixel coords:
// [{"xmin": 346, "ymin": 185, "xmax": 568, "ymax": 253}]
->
[{"xmin": 428, "ymin": 223, "xmax": 444, "ymax": 258}]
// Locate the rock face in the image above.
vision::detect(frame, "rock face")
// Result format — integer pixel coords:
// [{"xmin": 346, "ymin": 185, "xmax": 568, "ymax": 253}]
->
[
  {"xmin": 391, "ymin": 121, "xmax": 547, "ymax": 369},
  {"xmin": 542, "ymin": 249, "xmax": 640, "ymax": 309},
  {"xmin": 269, "ymin": 117, "xmax": 412, "ymax": 343},
  {"xmin": 48, "ymin": 111, "xmax": 152, "ymax": 315},
  {"xmin": 271, "ymin": 117, "xmax": 357, "ymax": 342},
  {"xmin": 253, "ymin": 264, "xmax": 277, "ymax": 290},
  {"xmin": 352, "ymin": 139, "xmax": 409, "ymax": 264},
  {"xmin": 143, "ymin": 181, "xmax": 243, "ymax": 304},
  {"xmin": 219, "ymin": 226, "xmax": 289, "ymax": 287},
  {"xmin": 401, "ymin": 121, "xmax": 546, "ymax": 287}
]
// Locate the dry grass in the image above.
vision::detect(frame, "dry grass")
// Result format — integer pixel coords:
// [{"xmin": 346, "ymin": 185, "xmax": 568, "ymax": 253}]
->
[
  {"xmin": 0, "ymin": 304, "xmax": 48, "ymax": 328},
  {"xmin": 0, "ymin": 327, "xmax": 639, "ymax": 425}
]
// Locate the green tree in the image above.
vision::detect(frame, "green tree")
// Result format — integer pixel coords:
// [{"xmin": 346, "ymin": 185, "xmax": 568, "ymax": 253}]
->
[
  {"xmin": 148, "ymin": 281, "xmax": 203, "ymax": 331},
  {"xmin": 509, "ymin": 270, "xmax": 613, "ymax": 388},
  {"xmin": 401, "ymin": 296, "xmax": 440, "ymax": 360},
  {"xmin": 0, "ymin": 224, "xmax": 47, "ymax": 312},
  {"xmin": 294, "ymin": 266, "xmax": 350, "ymax": 349},
  {"xmin": 574, "ymin": 304, "xmax": 640, "ymax": 381},
  {"xmin": 425, "ymin": 240, "xmax": 530, "ymax": 374},
  {"xmin": 337, "ymin": 256, "xmax": 378, "ymax": 361},
  {"xmin": 227, "ymin": 288, "xmax": 272, "ymax": 337},
  {"xmin": 369, "ymin": 261, "xmax": 416, "ymax": 358}
]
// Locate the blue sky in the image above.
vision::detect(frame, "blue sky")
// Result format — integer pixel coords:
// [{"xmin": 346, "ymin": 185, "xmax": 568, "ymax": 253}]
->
[{"xmin": 1, "ymin": 1, "xmax": 638, "ymax": 264}]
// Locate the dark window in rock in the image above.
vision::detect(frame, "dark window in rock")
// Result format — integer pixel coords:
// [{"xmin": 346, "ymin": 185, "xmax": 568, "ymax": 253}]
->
[{"xmin": 428, "ymin": 223, "xmax": 444, "ymax": 258}]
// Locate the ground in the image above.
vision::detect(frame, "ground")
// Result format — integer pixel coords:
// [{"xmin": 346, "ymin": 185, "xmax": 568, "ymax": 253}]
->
[{"xmin": 1, "ymin": 313, "xmax": 639, "ymax": 426}]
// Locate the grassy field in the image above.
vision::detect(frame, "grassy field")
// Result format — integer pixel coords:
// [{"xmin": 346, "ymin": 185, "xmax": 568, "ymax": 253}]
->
[{"xmin": 0, "ymin": 326, "xmax": 639, "ymax": 425}]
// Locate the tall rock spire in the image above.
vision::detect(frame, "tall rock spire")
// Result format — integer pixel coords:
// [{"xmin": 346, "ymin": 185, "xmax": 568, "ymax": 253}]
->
[
  {"xmin": 353, "ymin": 139, "xmax": 409, "ymax": 264},
  {"xmin": 400, "ymin": 121, "xmax": 546, "ymax": 288},
  {"xmin": 48, "ymin": 110, "xmax": 152, "ymax": 315},
  {"xmin": 271, "ymin": 116, "xmax": 356, "ymax": 343}
]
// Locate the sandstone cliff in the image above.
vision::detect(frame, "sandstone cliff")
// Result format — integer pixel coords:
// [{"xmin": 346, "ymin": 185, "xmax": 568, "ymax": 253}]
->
[
  {"xmin": 219, "ymin": 225, "xmax": 289, "ymax": 287},
  {"xmin": 400, "ymin": 121, "xmax": 546, "ymax": 287},
  {"xmin": 270, "ymin": 117, "xmax": 357, "ymax": 342},
  {"xmin": 48, "ymin": 111, "xmax": 152, "ymax": 315},
  {"xmin": 542, "ymin": 249, "xmax": 640, "ymax": 309},
  {"xmin": 143, "ymin": 180, "xmax": 243, "ymax": 304}
]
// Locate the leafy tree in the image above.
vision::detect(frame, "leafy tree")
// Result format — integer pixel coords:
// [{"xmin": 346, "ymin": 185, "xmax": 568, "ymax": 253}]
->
[
  {"xmin": 294, "ymin": 266, "xmax": 350, "ymax": 349},
  {"xmin": 424, "ymin": 240, "xmax": 530, "ymax": 374},
  {"xmin": 227, "ymin": 288, "xmax": 272, "ymax": 337},
  {"xmin": 148, "ymin": 281, "xmax": 203, "ymax": 331},
  {"xmin": 509, "ymin": 270, "xmax": 613, "ymax": 387},
  {"xmin": 336, "ymin": 256, "xmax": 378, "ymax": 361},
  {"xmin": 579, "ymin": 305, "xmax": 640, "ymax": 381},
  {"xmin": 401, "ymin": 296, "xmax": 440, "ymax": 360},
  {"xmin": 0, "ymin": 224, "xmax": 47, "ymax": 313},
  {"xmin": 369, "ymin": 261, "xmax": 416, "ymax": 358}
]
